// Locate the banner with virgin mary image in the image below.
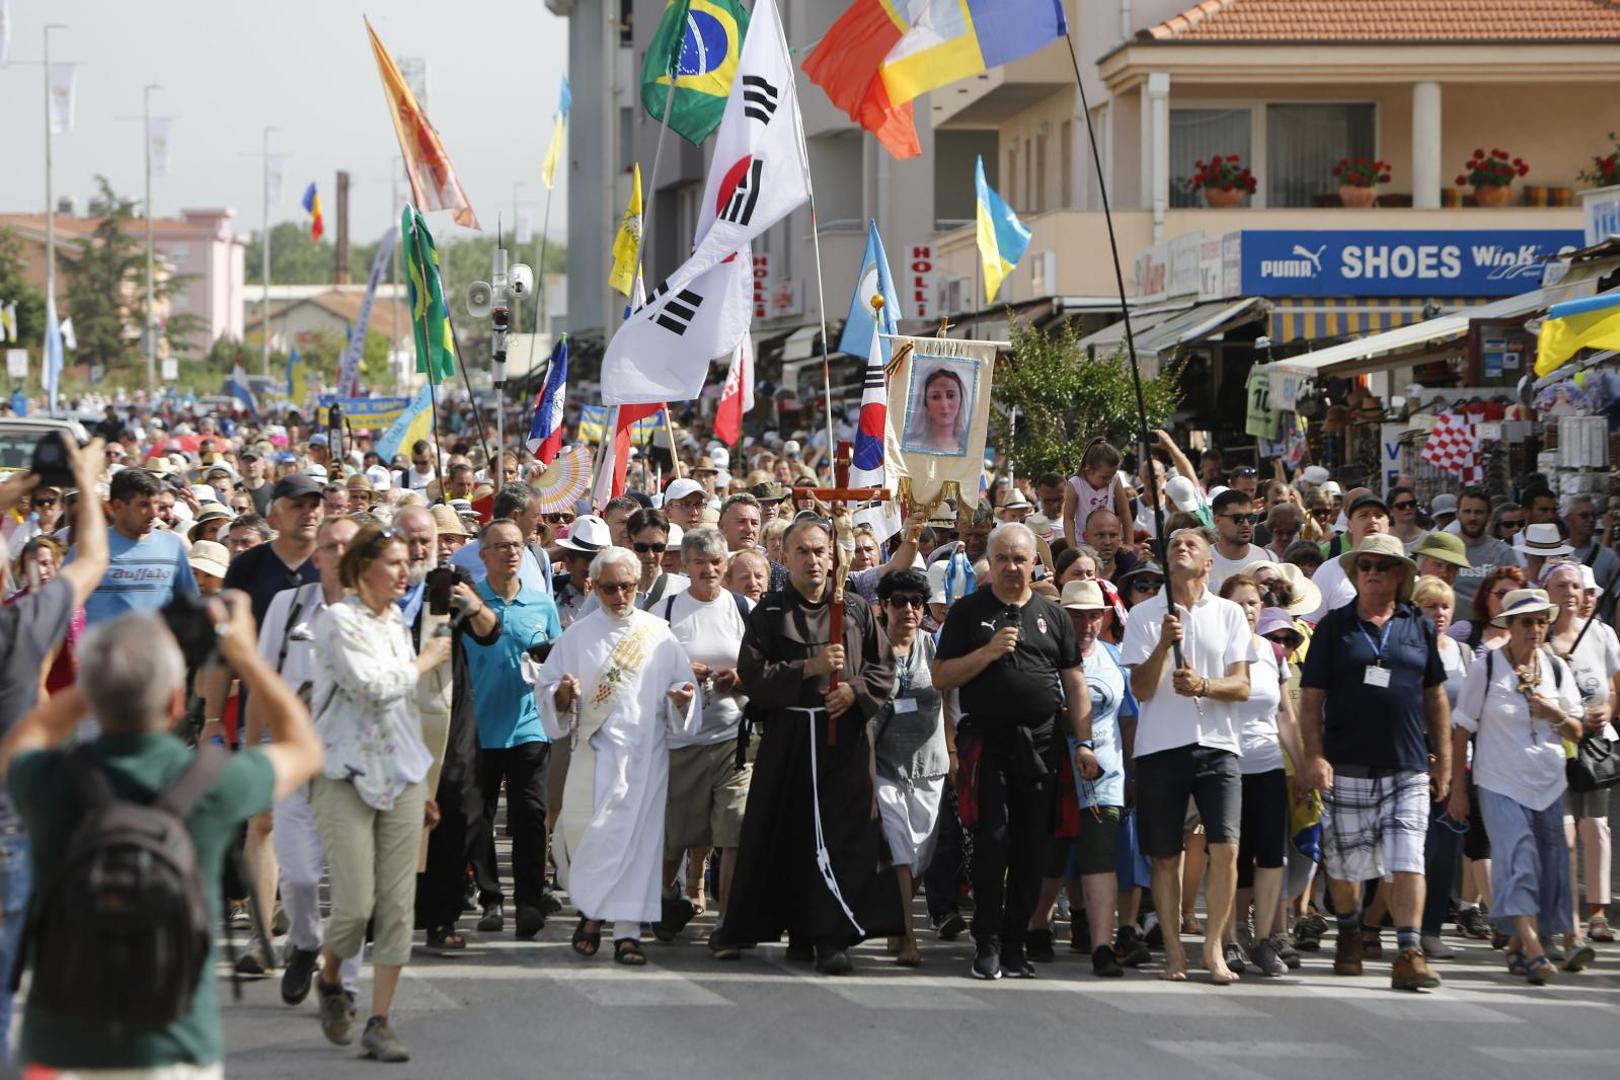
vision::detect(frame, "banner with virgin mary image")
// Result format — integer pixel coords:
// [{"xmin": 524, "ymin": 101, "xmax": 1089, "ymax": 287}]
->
[{"xmin": 887, "ymin": 335, "xmax": 999, "ymax": 511}]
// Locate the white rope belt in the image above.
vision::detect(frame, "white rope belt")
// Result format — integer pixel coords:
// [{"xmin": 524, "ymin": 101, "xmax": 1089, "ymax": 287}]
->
[{"xmin": 785, "ymin": 705, "xmax": 865, "ymax": 937}]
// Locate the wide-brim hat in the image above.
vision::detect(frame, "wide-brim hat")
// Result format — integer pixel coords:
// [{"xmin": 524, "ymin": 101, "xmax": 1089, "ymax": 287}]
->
[
  {"xmin": 430, "ymin": 503, "xmax": 472, "ymax": 538},
  {"xmin": 1412, "ymin": 530, "xmax": 1470, "ymax": 569},
  {"xmin": 1514, "ymin": 522, "xmax": 1573, "ymax": 559},
  {"xmin": 1337, "ymin": 533, "xmax": 1418, "ymax": 602},
  {"xmin": 557, "ymin": 514, "xmax": 611, "ymax": 554},
  {"xmin": 1492, "ymin": 588, "xmax": 1560, "ymax": 628},
  {"xmin": 1241, "ymin": 559, "xmax": 1322, "ymax": 617},
  {"xmin": 1060, "ymin": 579, "xmax": 1107, "ymax": 611},
  {"xmin": 187, "ymin": 540, "xmax": 230, "ymax": 580}
]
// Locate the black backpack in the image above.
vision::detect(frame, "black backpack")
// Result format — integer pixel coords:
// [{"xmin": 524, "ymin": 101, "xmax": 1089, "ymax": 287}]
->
[{"xmin": 21, "ymin": 745, "xmax": 228, "ymax": 1030}]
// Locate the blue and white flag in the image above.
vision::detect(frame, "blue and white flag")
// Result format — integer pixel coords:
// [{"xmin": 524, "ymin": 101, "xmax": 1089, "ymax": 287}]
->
[
  {"xmin": 226, "ymin": 361, "xmax": 258, "ymax": 417},
  {"xmin": 837, "ymin": 219, "xmax": 900, "ymax": 364},
  {"xmin": 527, "ymin": 336, "xmax": 569, "ymax": 462}
]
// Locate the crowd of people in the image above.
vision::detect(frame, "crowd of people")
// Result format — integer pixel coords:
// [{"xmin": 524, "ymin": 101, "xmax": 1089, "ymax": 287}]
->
[{"xmin": 1, "ymin": 393, "xmax": 1617, "ymax": 1073}]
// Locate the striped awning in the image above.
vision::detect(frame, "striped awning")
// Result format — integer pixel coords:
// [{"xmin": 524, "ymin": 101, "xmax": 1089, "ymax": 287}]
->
[{"xmin": 1268, "ymin": 297, "xmax": 1492, "ymax": 344}]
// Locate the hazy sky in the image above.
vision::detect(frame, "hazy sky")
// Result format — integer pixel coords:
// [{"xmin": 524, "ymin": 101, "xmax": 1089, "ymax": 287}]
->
[{"xmin": 0, "ymin": 0, "xmax": 571, "ymax": 245}]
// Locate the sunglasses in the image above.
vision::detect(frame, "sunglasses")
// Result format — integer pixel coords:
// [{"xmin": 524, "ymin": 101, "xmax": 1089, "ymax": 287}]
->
[
  {"xmin": 887, "ymin": 594, "xmax": 927, "ymax": 609},
  {"xmin": 1231, "ymin": 467, "xmax": 1257, "ymax": 478},
  {"xmin": 1130, "ymin": 578, "xmax": 1163, "ymax": 593},
  {"xmin": 545, "ymin": 513, "xmax": 575, "ymax": 525},
  {"xmin": 1392, "ymin": 500, "xmax": 1416, "ymax": 511},
  {"xmin": 1498, "ymin": 519, "xmax": 1525, "ymax": 530},
  {"xmin": 1310, "ymin": 509, "xmax": 1333, "ymax": 520},
  {"xmin": 31, "ymin": 497, "xmax": 58, "ymax": 507},
  {"xmin": 1223, "ymin": 513, "xmax": 1262, "ymax": 525},
  {"xmin": 596, "ymin": 581, "xmax": 637, "ymax": 595},
  {"xmin": 632, "ymin": 541, "xmax": 667, "ymax": 554},
  {"xmin": 1356, "ymin": 557, "xmax": 1403, "ymax": 574}
]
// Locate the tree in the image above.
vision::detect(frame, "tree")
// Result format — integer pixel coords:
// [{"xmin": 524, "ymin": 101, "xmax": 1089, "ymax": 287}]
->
[
  {"xmin": 993, "ymin": 322, "xmax": 1182, "ymax": 480},
  {"xmin": 0, "ymin": 227, "xmax": 46, "ymax": 353},
  {"xmin": 245, "ymin": 222, "xmax": 337, "ymax": 285}
]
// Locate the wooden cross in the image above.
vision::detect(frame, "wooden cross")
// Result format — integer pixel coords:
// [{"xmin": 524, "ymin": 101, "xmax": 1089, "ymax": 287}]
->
[{"xmin": 792, "ymin": 441, "xmax": 890, "ymax": 743}]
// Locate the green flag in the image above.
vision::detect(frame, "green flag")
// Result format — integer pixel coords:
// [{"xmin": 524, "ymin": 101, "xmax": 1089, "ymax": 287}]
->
[
  {"xmin": 640, "ymin": 0, "xmax": 750, "ymax": 146},
  {"xmin": 402, "ymin": 206, "xmax": 456, "ymax": 383}
]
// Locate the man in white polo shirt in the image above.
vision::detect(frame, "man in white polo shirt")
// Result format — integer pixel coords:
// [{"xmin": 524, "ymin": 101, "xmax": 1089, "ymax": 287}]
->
[{"xmin": 1120, "ymin": 526, "xmax": 1254, "ymax": 985}]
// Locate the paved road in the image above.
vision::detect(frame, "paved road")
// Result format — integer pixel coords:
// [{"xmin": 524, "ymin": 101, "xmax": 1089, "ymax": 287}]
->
[{"xmin": 220, "ymin": 906, "xmax": 1620, "ymax": 1080}]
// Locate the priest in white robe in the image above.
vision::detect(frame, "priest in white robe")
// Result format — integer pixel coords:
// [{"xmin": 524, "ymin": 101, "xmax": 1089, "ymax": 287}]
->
[{"xmin": 537, "ymin": 545, "xmax": 699, "ymax": 965}]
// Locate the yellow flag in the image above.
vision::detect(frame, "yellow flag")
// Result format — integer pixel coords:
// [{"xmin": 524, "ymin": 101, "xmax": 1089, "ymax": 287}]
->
[
  {"xmin": 540, "ymin": 76, "xmax": 571, "ymax": 191},
  {"xmin": 609, "ymin": 164, "xmax": 644, "ymax": 297}
]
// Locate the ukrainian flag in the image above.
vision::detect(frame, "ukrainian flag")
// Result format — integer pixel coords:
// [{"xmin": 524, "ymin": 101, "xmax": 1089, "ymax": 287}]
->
[
  {"xmin": 881, "ymin": 0, "xmax": 1068, "ymax": 109},
  {"xmin": 1536, "ymin": 291, "xmax": 1620, "ymax": 376},
  {"xmin": 974, "ymin": 155, "xmax": 1030, "ymax": 304}
]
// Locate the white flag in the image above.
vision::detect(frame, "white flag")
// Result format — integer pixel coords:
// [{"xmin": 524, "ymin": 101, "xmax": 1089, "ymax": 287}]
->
[
  {"xmin": 148, "ymin": 117, "xmax": 173, "ymax": 179},
  {"xmin": 266, "ymin": 154, "xmax": 287, "ymax": 207},
  {"xmin": 59, "ymin": 317, "xmax": 76, "ymax": 352},
  {"xmin": 2, "ymin": 302, "xmax": 15, "ymax": 344},
  {"xmin": 515, "ymin": 206, "xmax": 534, "ymax": 246},
  {"xmin": 0, "ymin": 0, "xmax": 11, "ymax": 70},
  {"xmin": 47, "ymin": 64, "xmax": 76, "ymax": 135},
  {"xmin": 600, "ymin": 0, "xmax": 809, "ymax": 405}
]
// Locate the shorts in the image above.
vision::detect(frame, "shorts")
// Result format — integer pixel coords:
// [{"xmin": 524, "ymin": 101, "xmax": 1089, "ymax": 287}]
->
[
  {"xmin": 1044, "ymin": 805, "xmax": 1121, "ymax": 878},
  {"xmin": 1236, "ymin": 769, "xmax": 1288, "ymax": 888},
  {"xmin": 1134, "ymin": 744, "xmax": 1241, "ymax": 858},
  {"xmin": 665, "ymin": 740, "xmax": 751, "ymax": 852},
  {"xmin": 876, "ymin": 774, "xmax": 946, "ymax": 869},
  {"xmin": 1321, "ymin": 769, "xmax": 1428, "ymax": 883}
]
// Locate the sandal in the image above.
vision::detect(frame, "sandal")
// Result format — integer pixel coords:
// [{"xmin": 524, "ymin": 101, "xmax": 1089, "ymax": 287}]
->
[
  {"xmin": 572, "ymin": 916, "xmax": 602, "ymax": 957},
  {"xmin": 1526, "ymin": 954, "xmax": 1557, "ymax": 986},
  {"xmin": 895, "ymin": 940, "xmax": 922, "ymax": 967},
  {"xmin": 614, "ymin": 938, "xmax": 648, "ymax": 966},
  {"xmin": 1181, "ymin": 914, "xmax": 1204, "ymax": 935},
  {"xmin": 1588, "ymin": 915, "xmax": 1614, "ymax": 943},
  {"xmin": 426, "ymin": 927, "xmax": 467, "ymax": 952},
  {"xmin": 1505, "ymin": 949, "xmax": 1528, "ymax": 977}
]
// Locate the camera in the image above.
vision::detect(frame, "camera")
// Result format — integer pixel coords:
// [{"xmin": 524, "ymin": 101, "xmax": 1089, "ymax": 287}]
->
[
  {"xmin": 425, "ymin": 564, "xmax": 473, "ymax": 617},
  {"xmin": 161, "ymin": 593, "xmax": 219, "ymax": 671},
  {"xmin": 31, "ymin": 431, "xmax": 76, "ymax": 488}
]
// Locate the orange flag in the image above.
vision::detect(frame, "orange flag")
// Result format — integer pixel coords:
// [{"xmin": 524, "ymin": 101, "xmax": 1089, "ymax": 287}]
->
[
  {"xmin": 802, "ymin": 0, "xmax": 919, "ymax": 159},
  {"xmin": 365, "ymin": 18, "xmax": 480, "ymax": 230}
]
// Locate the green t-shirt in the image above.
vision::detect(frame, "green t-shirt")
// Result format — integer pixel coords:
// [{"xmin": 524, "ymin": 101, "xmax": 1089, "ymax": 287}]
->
[{"xmin": 8, "ymin": 733, "xmax": 274, "ymax": 1069}]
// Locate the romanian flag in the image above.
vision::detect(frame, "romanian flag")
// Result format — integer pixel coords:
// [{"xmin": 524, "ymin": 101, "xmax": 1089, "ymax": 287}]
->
[
  {"xmin": 302, "ymin": 183, "xmax": 324, "ymax": 242},
  {"xmin": 365, "ymin": 17, "xmax": 480, "ymax": 230},
  {"xmin": 975, "ymin": 154, "xmax": 1029, "ymax": 303},
  {"xmin": 805, "ymin": 0, "xmax": 1067, "ymax": 159},
  {"xmin": 1536, "ymin": 291, "xmax": 1620, "ymax": 376},
  {"xmin": 540, "ymin": 76, "xmax": 571, "ymax": 191}
]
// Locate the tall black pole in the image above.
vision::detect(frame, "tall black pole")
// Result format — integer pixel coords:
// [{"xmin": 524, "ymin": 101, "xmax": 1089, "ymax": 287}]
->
[{"xmin": 1066, "ymin": 32, "xmax": 1181, "ymax": 666}]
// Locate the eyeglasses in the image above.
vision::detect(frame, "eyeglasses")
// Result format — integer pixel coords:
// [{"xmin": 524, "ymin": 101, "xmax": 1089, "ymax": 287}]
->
[
  {"xmin": 887, "ymin": 594, "xmax": 927, "ymax": 609},
  {"xmin": 596, "ymin": 581, "xmax": 636, "ymax": 595},
  {"xmin": 1392, "ymin": 500, "xmax": 1416, "ymax": 511},
  {"xmin": 1355, "ymin": 557, "xmax": 1403, "ymax": 574},
  {"xmin": 1222, "ymin": 513, "xmax": 1262, "ymax": 525},
  {"xmin": 632, "ymin": 541, "xmax": 667, "ymax": 554},
  {"xmin": 1310, "ymin": 509, "xmax": 1333, "ymax": 520},
  {"xmin": 487, "ymin": 541, "xmax": 525, "ymax": 553}
]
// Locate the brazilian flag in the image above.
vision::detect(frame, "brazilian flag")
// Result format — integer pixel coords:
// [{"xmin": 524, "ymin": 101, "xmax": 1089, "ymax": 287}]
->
[
  {"xmin": 402, "ymin": 206, "xmax": 456, "ymax": 383},
  {"xmin": 640, "ymin": 0, "xmax": 749, "ymax": 145}
]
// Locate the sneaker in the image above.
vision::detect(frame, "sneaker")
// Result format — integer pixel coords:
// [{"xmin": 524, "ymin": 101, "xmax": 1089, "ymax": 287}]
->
[
  {"xmin": 280, "ymin": 945, "xmax": 320, "ymax": 1006},
  {"xmin": 515, "ymin": 905, "xmax": 546, "ymax": 941},
  {"xmin": 1114, "ymin": 926, "xmax": 1151, "ymax": 967},
  {"xmin": 971, "ymin": 939, "xmax": 1003, "ymax": 980},
  {"xmin": 1223, "ymin": 940, "xmax": 1248, "ymax": 975},
  {"xmin": 1589, "ymin": 914, "xmax": 1615, "ymax": 943},
  {"xmin": 477, "ymin": 901, "xmax": 504, "ymax": 933},
  {"xmin": 1234, "ymin": 922, "xmax": 1255, "ymax": 955},
  {"xmin": 1421, "ymin": 933, "xmax": 1456, "ymax": 960},
  {"xmin": 931, "ymin": 910, "xmax": 967, "ymax": 941},
  {"xmin": 360, "ymin": 1016, "xmax": 411, "ymax": 1063},
  {"xmin": 1458, "ymin": 907, "xmax": 1491, "ymax": 940},
  {"xmin": 1562, "ymin": 940, "xmax": 1596, "ymax": 973},
  {"xmin": 1143, "ymin": 916, "xmax": 1164, "ymax": 951},
  {"xmin": 1333, "ymin": 929, "xmax": 1363, "ymax": 976},
  {"xmin": 1272, "ymin": 934, "xmax": 1302, "ymax": 971},
  {"xmin": 316, "ymin": 977, "xmax": 356, "ymax": 1046},
  {"xmin": 1250, "ymin": 937, "xmax": 1286, "ymax": 977},
  {"xmin": 1092, "ymin": 944, "xmax": 1124, "ymax": 978},
  {"xmin": 1292, "ymin": 912, "xmax": 1326, "ymax": 953},
  {"xmin": 228, "ymin": 900, "xmax": 252, "ymax": 930},
  {"xmin": 1027, "ymin": 927, "xmax": 1056, "ymax": 963},
  {"xmin": 1000, "ymin": 944, "xmax": 1035, "ymax": 979},
  {"xmin": 814, "ymin": 945, "xmax": 853, "ymax": 976},
  {"xmin": 1390, "ymin": 945, "xmax": 1441, "ymax": 991}
]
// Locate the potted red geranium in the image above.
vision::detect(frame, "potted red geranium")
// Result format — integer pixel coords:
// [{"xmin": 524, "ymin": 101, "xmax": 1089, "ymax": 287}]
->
[
  {"xmin": 1332, "ymin": 158, "xmax": 1391, "ymax": 207},
  {"xmin": 1186, "ymin": 154, "xmax": 1256, "ymax": 208},
  {"xmin": 1457, "ymin": 148, "xmax": 1528, "ymax": 207},
  {"xmin": 1578, "ymin": 133, "xmax": 1620, "ymax": 188}
]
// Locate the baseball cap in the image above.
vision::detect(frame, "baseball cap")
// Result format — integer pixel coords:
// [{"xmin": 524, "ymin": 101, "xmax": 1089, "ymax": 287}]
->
[
  {"xmin": 1301, "ymin": 465, "xmax": 1331, "ymax": 486},
  {"xmin": 783, "ymin": 439, "xmax": 801, "ymax": 457},
  {"xmin": 271, "ymin": 474, "xmax": 323, "ymax": 502},
  {"xmin": 1320, "ymin": 480, "xmax": 1343, "ymax": 499},
  {"xmin": 665, "ymin": 478, "xmax": 705, "ymax": 504},
  {"xmin": 1164, "ymin": 475, "xmax": 1202, "ymax": 513},
  {"xmin": 1346, "ymin": 492, "xmax": 1388, "ymax": 518},
  {"xmin": 308, "ymin": 432, "xmax": 329, "ymax": 447}
]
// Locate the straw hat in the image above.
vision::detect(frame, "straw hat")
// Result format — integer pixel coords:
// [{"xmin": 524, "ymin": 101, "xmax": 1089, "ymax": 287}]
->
[
  {"xmin": 187, "ymin": 540, "xmax": 230, "ymax": 580},
  {"xmin": 1514, "ymin": 523, "xmax": 1573, "ymax": 559},
  {"xmin": 1337, "ymin": 533, "xmax": 1418, "ymax": 602},
  {"xmin": 1060, "ymin": 579, "xmax": 1107, "ymax": 611},
  {"xmin": 1240, "ymin": 559, "xmax": 1322, "ymax": 617},
  {"xmin": 1491, "ymin": 588, "xmax": 1560, "ymax": 627},
  {"xmin": 430, "ymin": 503, "xmax": 472, "ymax": 538}
]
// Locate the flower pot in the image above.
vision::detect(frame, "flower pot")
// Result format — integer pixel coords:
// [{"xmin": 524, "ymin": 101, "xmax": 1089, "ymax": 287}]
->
[
  {"xmin": 1338, "ymin": 185, "xmax": 1377, "ymax": 208},
  {"xmin": 1473, "ymin": 183, "xmax": 1514, "ymax": 207},
  {"xmin": 1204, "ymin": 186, "xmax": 1244, "ymax": 209}
]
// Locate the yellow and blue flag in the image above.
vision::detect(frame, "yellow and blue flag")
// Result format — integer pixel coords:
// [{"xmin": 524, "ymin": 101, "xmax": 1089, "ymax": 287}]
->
[
  {"xmin": 640, "ymin": 0, "xmax": 749, "ymax": 145},
  {"xmin": 881, "ymin": 0, "xmax": 1068, "ymax": 109},
  {"xmin": 578, "ymin": 404, "xmax": 662, "ymax": 444},
  {"xmin": 838, "ymin": 219, "xmax": 901, "ymax": 364},
  {"xmin": 974, "ymin": 155, "xmax": 1030, "ymax": 304},
  {"xmin": 541, "ymin": 76, "xmax": 570, "ymax": 191},
  {"xmin": 1536, "ymin": 290, "xmax": 1620, "ymax": 376}
]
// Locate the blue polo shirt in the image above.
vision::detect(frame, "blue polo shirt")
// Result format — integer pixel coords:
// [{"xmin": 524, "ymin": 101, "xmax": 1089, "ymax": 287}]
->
[
  {"xmin": 463, "ymin": 579, "xmax": 561, "ymax": 749},
  {"xmin": 1299, "ymin": 601, "xmax": 1444, "ymax": 773}
]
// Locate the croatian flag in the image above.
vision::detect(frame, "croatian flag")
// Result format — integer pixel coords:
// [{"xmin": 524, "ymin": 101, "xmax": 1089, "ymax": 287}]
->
[
  {"xmin": 527, "ymin": 336, "xmax": 568, "ymax": 463},
  {"xmin": 848, "ymin": 322, "xmax": 887, "ymax": 487}
]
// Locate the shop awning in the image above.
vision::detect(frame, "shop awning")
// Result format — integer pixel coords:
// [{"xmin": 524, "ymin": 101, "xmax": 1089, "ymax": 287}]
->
[
  {"xmin": 1074, "ymin": 300, "xmax": 1194, "ymax": 354},
  {"xmin": 1076, "ymin": 297, "xmax": 1268, "ymax": 379},
  {"xmin": 1265, "ymin": 276, "xmax": 1605, "ymax": 409},
  {"xmin": 1267, "ymin": 297, "xmax": 1492, "ymax": 344}
]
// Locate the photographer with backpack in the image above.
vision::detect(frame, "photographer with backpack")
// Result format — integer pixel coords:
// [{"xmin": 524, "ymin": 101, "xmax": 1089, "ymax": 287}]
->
[{"xmin": 0, "ymin": 594, "xmax": 322, "ymax": 1076}]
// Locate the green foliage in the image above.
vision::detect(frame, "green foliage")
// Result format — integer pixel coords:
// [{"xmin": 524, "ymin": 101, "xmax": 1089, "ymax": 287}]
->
[
  {"xmin": 993, "ymin": 321, "xmax": 1181, "ymax": 480},
  {"xmin": 245, "ymin": 222, "xmax": 336, "ymax": 285},
  {"xmin": 0, "ymin": 228, "xmax": 46, "ymax": 360}
]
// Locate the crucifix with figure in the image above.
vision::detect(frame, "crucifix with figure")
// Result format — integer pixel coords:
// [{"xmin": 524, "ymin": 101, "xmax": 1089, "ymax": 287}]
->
[{"xmin": 792, "ymin": 441, "xmax": 889, "ymax": 743}]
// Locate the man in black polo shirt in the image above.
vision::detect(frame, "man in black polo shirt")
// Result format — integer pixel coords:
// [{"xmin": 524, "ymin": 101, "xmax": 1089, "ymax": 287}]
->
[
  {"xmin": 1299, "ymin": 533, "xmax": 1451, "ymax": 992},
  {"xmin": 222, "ymin": 473, "xmax": 325, "ymax": 627},
  {"xmin": 934, "ymin": 522, "xmax": 1094, "ymax": 981}
]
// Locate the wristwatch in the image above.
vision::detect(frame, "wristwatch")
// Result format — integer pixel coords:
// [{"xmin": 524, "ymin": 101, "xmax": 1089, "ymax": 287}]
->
[{"xmin": 1074, "ymin": 739, "xmax": 1095, "ymax": 751}]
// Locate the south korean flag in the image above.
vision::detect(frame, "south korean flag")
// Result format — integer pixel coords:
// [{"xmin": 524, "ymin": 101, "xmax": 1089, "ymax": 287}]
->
[{"xmin": 602, "ymin": 0, "xmax": 809, "ymax": 405}]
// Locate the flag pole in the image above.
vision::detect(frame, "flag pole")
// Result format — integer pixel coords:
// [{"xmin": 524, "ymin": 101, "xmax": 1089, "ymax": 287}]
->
[
  {"xmin": 1063, "ymin": 31, "xmax": 1180, "ymax": 665},
  {"xmin": 443, "ymin": 305, "xmax": 495, "ymax": 471},
  {"xmin": 519, "ymin": 181, "xmax": 555, "ymax": 453}
]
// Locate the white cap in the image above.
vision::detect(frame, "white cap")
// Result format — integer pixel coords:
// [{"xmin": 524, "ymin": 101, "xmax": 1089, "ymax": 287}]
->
[
  {"xmin": 1165, "ymin": 475, "xmax": 1202, "ymax": 512},
  {"xmin": 1302, "ymin": 465, "xmax": 1331, "ymax": 486},
  {"xmin": 665, "ymin": 522, "xmax": 684, "ymax": 548},
  {"xmin": 709, "ymin": 446, "xmax": 730, "ymax": 470},
  {"xmin": 783, "ymin": 439, "xmax": 801, "ymax": 457},
  {"xmin": 665, "ymin": 477, "xmax": 705, "ymax": 503},
  {"xmin": 1320, "ymin": 480, "xmax": 1343, "ymax": 498}
]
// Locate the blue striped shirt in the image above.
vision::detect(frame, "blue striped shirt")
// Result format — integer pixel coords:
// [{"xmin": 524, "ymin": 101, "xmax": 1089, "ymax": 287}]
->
[{"xmin": 76, "ymin": 527, "xmax": 198, "ymax": 626}]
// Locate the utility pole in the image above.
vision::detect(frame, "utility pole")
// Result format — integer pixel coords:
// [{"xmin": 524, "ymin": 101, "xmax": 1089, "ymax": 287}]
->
[
  {"xmin": 143, "ymin": 83, "xmax": 161, "ymax": 392},
  {"xmin": 43, "ymin": 24, "xmax": 66, "ymax": 356}
]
